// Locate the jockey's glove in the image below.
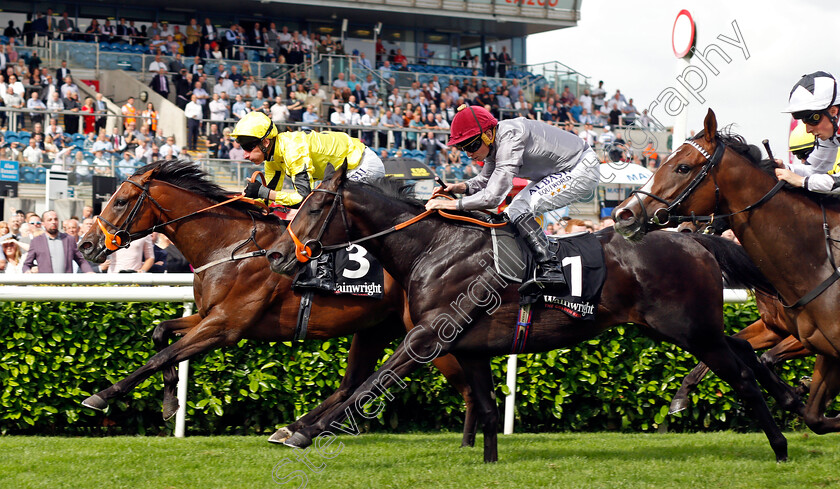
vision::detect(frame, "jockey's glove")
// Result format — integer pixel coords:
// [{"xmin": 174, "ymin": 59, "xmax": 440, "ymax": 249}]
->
[{"xmin": 244, "ymin": 180, "xmax": 271, "ymax": 202}]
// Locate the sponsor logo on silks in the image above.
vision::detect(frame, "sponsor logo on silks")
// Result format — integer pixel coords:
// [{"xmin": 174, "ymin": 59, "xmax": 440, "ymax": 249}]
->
[
  {"xmin": 543, "ymin": 295, "xmax": 595, "ymax": 318},
  {"xmin": 529, "ymin": 173, "xmax": 573, "ymax": 196},
  {"xmin": 335, "ymin": 282, "xmax": 383, "ymax": 296}
]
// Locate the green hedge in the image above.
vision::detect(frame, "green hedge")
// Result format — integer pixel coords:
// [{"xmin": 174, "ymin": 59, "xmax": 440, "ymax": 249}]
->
[{"xmin": 0, "ymin": 299, "xmax": 821, "ymax": 436}]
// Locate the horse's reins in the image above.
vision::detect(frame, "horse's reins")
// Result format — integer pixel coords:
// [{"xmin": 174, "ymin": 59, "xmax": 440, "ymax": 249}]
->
[{"xmin": 286, "ymin": 187, "xmax": 506, "ymax": 263}]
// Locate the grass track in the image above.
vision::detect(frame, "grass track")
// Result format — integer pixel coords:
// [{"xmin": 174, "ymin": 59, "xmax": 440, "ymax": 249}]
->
[{"xmin": 1, "ymin": 432, "xmax": 839, "ymax": 489}]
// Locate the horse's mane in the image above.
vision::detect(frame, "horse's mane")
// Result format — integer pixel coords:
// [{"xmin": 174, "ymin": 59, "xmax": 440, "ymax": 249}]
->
[
  {"xmin": 692, "ymin": 125, "xmax": 779, "ymax": 176},
  {"xmin": 351, "ymin": 177, "xmax": 505, "ymax": 224},
  {"xmin": 133, "ymin": 159, "xmax": 281, "ymax": 223}
]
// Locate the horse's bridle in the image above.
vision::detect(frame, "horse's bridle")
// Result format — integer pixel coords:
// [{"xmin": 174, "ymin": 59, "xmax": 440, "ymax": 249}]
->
[
  {"xmin": 630, "ymin": 138, "xmax": 727, "ymax": 229},
  {"xmin": 629, "ymin": 138, "xmax": 788, "ymax": 231},
  {"xmin": 95, "ymin": 179, "xmax": 169, "ymax": 252},
  {"xmin": 96, "ymin": 177, "xmax": 258, "ymax": 255}
]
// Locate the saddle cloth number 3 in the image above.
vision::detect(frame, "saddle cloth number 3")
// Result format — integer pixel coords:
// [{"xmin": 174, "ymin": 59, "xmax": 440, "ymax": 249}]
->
[{"xmin": 342, "ymin": 244, "xmax": 370, "ymax": 279}]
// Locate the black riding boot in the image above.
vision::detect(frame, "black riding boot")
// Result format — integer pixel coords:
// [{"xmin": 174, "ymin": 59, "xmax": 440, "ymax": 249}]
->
[{"xmin": 513, "ymin": 213, "xmax": 553, "ymax": 264}]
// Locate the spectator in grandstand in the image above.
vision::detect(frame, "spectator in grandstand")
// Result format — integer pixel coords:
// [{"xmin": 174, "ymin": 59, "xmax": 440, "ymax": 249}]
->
[
  {"xmin": 227, "ymin": 138, "xmax": 245, "ymax": 162},
  {"xmin": 107, "ymin": 233, "xmax": 154, "ymax": 273},
  {"xmin": 217, "ymin": 128, "xmax": 233, "ymax": 158},
  {"xmin": 46, "ymin": 118, "xmax": 64, "ymax": 140},
  {"xmin": 598, "ymin": 125, "xmax": 616, "ymax": 148},
  {"xmin": 184, "ymin": 94, "xmax": 202, "ymax": 152},
  {"xmin": 209, "ymin": 93, "xmax": 228, "ymax": 127},
  {"xmin": 26, "ymin": 91, "xmax": 46, "ymax": 126},
  {"xmin": 270, "ymin": 96, "xmax": 289, "ymax": 125},
  {"xmin": 621, "ymin": 98, "xmax": 638, "ymax": 126},
  {"xmin": 23, "ymin": 210, "xmax": 92, "ymax": 273},
  {"xmin": 184, "ymin": 19, "xmax": 201, "ymax": 57},
  {"xmin": 205, "ymin": 123, "xmax": 221, "ymax": 156},
  {"xmin": 93, "ymin": 93, "xmax": 107, "ymax": 133},
  {"xmin": 149, "ymin": 68, "xmax": 170, "ymax": 100},
  {"xmin": 116, "ymin": 151, "xmax": 138, "ymax": 179},
  {"xmin": 148, "ymin": 54, "xmax": 167, "ymax": 73},
  {"xmin": 591, "ymin": 80, "xmax": 606, "ymax": 112},
  {"xmin": 605, "ymin": 92, "xmax": 623, "ymax": 126},
  {"xmin": 78, "ymin": 96, "xmax": 95, "ymax": 134},
  {"xmin": 156, "ymin": 135, "xmax": 179, "ymax": 159},
  {"xmin": 91, "ymin": 151, "xmax": 110, "ymax": 176},
  {"xmin": 168, "ymin": 53, "xmax": 186, "ymax": 75},
  {"xmin": 192, "ymin": 80, "xmax": 210, "ymax": 118},
  {"xmin": 22, "ymin": 138, "xmax": 43, "ymax": 165},
  {"xmin": 484, "ymin": 46, "xmax": 498, "ymax": 78},
  {"xmin": 201, "ymin": 18, "xmax": 217, "ymax": 47},
  {"xmin": 148, "ymin": 35, "xmax": 169, "ymax": 55},
  {"xmin": 578, "ymin": 123, "xmax": 597, "ymax": 146},
  {"xmin": 302, "ymin": 104, "xmax": 321, "ymax": 131},
  {"xmin": 232, "ymin": 94, "xmax": 250, "ymax": 121},
  {"xmin": 91, "ymin": 129, "xmax": 113, "ymax": 154},
  {"xmin": 1, "ymin": 234, "xmax": 28, "ymax": 274},
  {"xmin": 120, "ymin": 96, "xmax": 137, "ymax": 129},
  {"xmin": 62, "ymin": 91, "xmax": 82, "ymax": 134},
  {"xmin": 232, "ymin": 111, "xmax": 385, "ymax": 206},
  {"xmin": 140, "ymin": 102, "xmax": 158, "ymax": 134},
  {"xmin": 110, "ymin": 126, "xmax": 127, "ymax": 153}
]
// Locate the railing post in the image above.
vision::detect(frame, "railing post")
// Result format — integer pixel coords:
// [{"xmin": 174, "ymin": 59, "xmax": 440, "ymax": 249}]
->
[
  {"xmin": 174, "ymin": 301, "xmax": 194, "ymax": 438},
  {"xmin": 503, "ymin": 354, "xmax": 517, "ymax": 434}
]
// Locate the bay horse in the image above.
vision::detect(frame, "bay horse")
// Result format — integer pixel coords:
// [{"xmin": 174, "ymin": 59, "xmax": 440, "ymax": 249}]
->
[
  {"xmin": 613, "ymin": 108, "xmax": 840, "ymax": 434},
  {"xmin": 264, "ymin": 163, "xmax": 791, "ymax": 462},
  {"xmin": 76, "ymin": 160, "xmax": 478, "ymax": 446}
]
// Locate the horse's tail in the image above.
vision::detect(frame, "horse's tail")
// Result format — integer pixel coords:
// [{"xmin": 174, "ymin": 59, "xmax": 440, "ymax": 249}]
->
[{"xmin": 685, "ymin": 233, "xmax": 777, "ymax": 296}]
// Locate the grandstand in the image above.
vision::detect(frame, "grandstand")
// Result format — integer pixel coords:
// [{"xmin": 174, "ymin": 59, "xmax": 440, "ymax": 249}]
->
[{"xmin": 0, "ymin": 1, "xmax": 669, "ymax": 221}]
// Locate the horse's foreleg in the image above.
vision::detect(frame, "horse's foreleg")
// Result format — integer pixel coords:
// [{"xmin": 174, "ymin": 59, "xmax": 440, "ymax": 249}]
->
[
  {"xmin": 801, "ymin": 354, "xmax": 840, "ymax": 434},
  {"xmin": 284, "ymin": 326, "xmax": 446, "ymax": 450},
  {"xmin": 452, "ymin": 353, "xmax": 498, "ymax": 462},
  {"xmin": 152, "ymin": 314, "xmax": 203, "ymax": 420},
  {"xmin": 269, "ymin": 323, "xmax": 399, "ymax": 444},
  {"xmin": 694, "ymin": 337, "xmax": 788, "ymax": 462},
  {"xmin": 725, "ymin": 336, "xmax": 804, "ymax": 415},
  {"xmin": 431, "ymin": 354, "xmax": 477, "ymax": 448},
  {"xmin": 671, "ymin": 319, "xmax": 793, "ymax": 414},
  {"xmin": 82, "ymin": 319, "xmax": 232, "ymax": 412}
]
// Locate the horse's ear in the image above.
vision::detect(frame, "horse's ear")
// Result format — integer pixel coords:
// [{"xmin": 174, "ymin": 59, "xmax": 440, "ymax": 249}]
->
[
  {"xmin": 703, "ymin": 109, "xmax": 717, "ymax": 143},
  {"xmin": 323, "ymin": 163, "xmax": 336, "ymax": 182}
]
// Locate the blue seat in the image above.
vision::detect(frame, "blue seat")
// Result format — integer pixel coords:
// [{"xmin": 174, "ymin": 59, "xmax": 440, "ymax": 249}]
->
[
  {"xmin": 35, "ymin": 167, "xmax": 46, "ymax": 184},
  {"xmin": 18, "ymin": 131, "xmax": 30, "ymax": 138},
  {"xmin": 20, "ymin": 166, "xmax": 36, "ymax": 184}
]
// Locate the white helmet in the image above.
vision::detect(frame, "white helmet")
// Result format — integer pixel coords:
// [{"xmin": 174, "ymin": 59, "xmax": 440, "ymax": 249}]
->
[{"xmin": 783, "ymin": 71, "xmax": 838, "ymax": 115}]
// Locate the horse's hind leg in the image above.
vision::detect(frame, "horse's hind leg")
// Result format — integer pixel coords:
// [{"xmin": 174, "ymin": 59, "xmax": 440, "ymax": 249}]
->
[
  {"xmin": 153, "ymin": 314, "xmax": 203, "ymax": 420},
  {"xmin": 452, "ymin": 353, "xmax": 498, "ymax": 462},
  {"xmin": 693, "ymin": 338, "xmax": 788, "ymax": 462},
  {"xmin": 670, "ymin": 362, "xmax": 711, "ymax": 414},
  {"xmin": 801, "ymin": 354, "xmax": 840, "ymax": 434},
  {"xmin": 270, "ymin": 322, "xmax": 399, "ymax": 444},
  {"xmin": 431, "ymin": 353, "xmax": 478, "ymax": 448}
]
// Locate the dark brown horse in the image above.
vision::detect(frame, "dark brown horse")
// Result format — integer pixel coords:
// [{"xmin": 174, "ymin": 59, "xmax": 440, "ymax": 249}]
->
[
  {"xmin": 670, "ymin": 290, "xmax": 812, "ymax": 413},
  {"xmin": 614, "ymin": 108, "xmax": 840, "ymax": 434},
  {"xmin": 76, "ymin": 160, "xmax": 478, "ymax": 446},
  {"xmin": 264, "ymin": 163, "xmax": 791, "ymax": 462}
]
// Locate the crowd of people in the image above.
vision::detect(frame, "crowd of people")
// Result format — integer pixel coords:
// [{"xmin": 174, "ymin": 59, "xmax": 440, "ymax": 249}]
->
[{"xmin": 0, "ymin": 206, "xmax": 190, "ymax": 274}]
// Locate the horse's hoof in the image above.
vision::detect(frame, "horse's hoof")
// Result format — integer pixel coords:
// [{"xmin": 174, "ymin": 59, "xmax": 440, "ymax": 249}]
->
[
  {"xmin": 162, "ymin": 400, "xmax": 179, "ymax": 421},
  {"xmin": 268, "ymin": 427, "xmax": 294, "ymax": 444},
  {"xmin": 668, "ymin": 397, "xmax": 688, "ymax": 415},
  {"xmin": 283, "ymin": 432, "xmax": 313, "ymax": 449},
  {"xmin": 82, "ymin": 394, "xmax": 108, "ymax": 412}
]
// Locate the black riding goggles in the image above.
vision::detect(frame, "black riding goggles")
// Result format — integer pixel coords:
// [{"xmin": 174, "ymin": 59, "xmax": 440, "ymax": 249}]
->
[
  {"xmin": 795, "ymin": 110, "xmax": 825, "ymax": 126},
  {"xmin": 455, "ymin": 134, "xmax": 483, "ymax": 153},
  {"xmin": 236, "ymin": 136, "xmax": 263, "ymax": 152}
]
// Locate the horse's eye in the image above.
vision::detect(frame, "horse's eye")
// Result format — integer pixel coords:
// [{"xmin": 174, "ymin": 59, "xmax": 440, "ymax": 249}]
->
[
  {"xmin": 675, "ymin": 164, "xmax": 691, "ymax": 174},
  {"xmin": 308, "ymin": 207, "xmax": 321, "ymax": 215},
  {"xmin": 115, "ymin": 199, "xmax": 128, "ymax": 207}
]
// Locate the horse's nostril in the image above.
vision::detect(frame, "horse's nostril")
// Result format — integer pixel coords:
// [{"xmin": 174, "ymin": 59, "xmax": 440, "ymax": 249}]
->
[
  {"xmin": 614, "ymin": 208, "xmax": 635, "ymax": 223},
  {"xmin": 268, "ymin": 251, "xmax": 283, "ymax": 263}
]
